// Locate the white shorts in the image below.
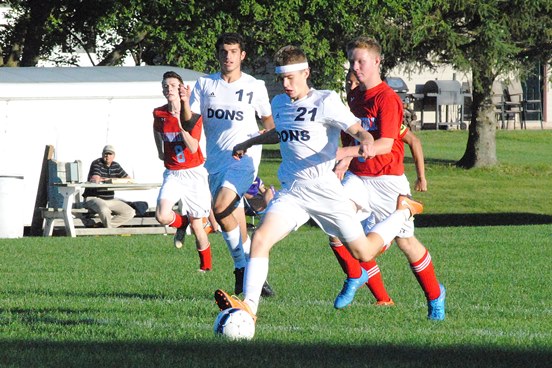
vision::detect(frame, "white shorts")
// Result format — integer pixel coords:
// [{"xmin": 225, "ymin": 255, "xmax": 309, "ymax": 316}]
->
[
  {"xmin": 266, "ymin": 174, "xmax": 364, "ymax": 242},
  {"xmin": 342, "ymin": 173, "xmax": 414, "ymax": 238},
  {"xmin": 209, "ymin": 157, "xmax": 256, "ymax": 202},
  {"xmin": 157, "ymin": 166, "xmax": 211, "ymax": 218}
]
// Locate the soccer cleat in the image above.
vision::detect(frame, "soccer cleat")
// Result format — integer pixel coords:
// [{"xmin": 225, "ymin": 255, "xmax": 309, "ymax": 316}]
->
[
  {"xmin": 334, "ymin": 268, "xmax": 369, "ymax": 309},
  {"xmin": 214, "ymin": 289, "xmax": 256, "ymax": 322},
  {"xmin": 173, "ymin": 225, "xmax": 188, "ymax": 249},
  {"xmin": 261, "ymin": 280, "xmax": 275, "ymax": 297},
  {"xmin": 202, "ymin": 217, "xmax": 214, "ymax": 234},
  {"xmin": 234, "ymin": 267, "xmax": 245, "ymax": 295},
  {"xmin": 397, "ymin": 194, "xmax": 424, "ymax": 219},
  {"xmin": 375, "ymin": 299, "xmax": 395, "ymax": 306},
  {"xmin": 427, "ymin": 284, "xmax": 446, "ymax": 320}
]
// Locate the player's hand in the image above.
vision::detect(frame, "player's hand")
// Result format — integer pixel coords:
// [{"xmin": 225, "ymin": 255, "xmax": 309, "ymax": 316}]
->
[
  {"xmin": 333, "ymin": 160, "xmax": 349, "ymax": 181},
  {"xmin": 358, "ymin": 142, "xmax": 376, "ymax": 159},
  {"xmin": 415, "ymin": 177, "xmax": 427, "ymax": 192},
  {"xmin": 179, "ymin": 84, "xmax": 192, "ymax": 103},
  {"xmin": 232, "ymin": 143, "xmax": 249, "ymax": 160}
]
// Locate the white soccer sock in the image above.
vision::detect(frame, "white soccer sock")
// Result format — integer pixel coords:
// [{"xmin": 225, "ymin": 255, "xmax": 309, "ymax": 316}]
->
[
  {"xmin": 244, "ymin": 257, "xmax": 268, "ymax": 315},
  {"xmin": 221, "ymin": 227, "xmax": 246, "ymax": 269},
  {"xmin": 242, "ymin": 235, "xmax": 251, "ymax": 259},
  {"xmin": 370, "ymin": 210, "xmax": 409, "ymax": 246}
]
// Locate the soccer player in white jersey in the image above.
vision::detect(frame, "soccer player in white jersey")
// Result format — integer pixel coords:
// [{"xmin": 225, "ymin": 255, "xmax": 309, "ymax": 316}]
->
[
  {"xmin": 212, "ymin": 45, "xmax": 424, "ymax": 326},
  {"xmin": 179, "ymin": 33, "xmax": 275, "ymax": 296}
]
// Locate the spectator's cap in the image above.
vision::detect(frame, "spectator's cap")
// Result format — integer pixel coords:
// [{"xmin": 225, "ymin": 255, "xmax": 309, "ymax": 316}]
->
[{"xmin": 102, "ymin": 145, "xmax": 116, "ymax": 154}]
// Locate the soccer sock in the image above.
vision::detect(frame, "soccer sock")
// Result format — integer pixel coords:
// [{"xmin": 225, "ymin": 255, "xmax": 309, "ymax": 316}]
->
[
  {"xmin": 370, "ymin": 211, "xmax": 407, "ymax": 246},
  {"xmin": 222, "ymin": 226, "xmax": 246, "ymax": 269},
  {"xmin": 360, "ymin": 260, "xmax": 392, "ymax": 302},
  {"xmin": 198, "ymin": 244, "xmax": 212, "ymax": 271},
  {"xmin": 242, "ymin": 235, "xmax": 251, "ymax": 259},
  {"xmin": 244, "ymin": 257, "xmax": 268, "ymax": 315},
  {"xmin": 169, "ymin": 212, "xmax": 189, "ymax": 229},
  {"xmin": 329, "ymin": 240, "xmax": 363, "ymax": 279},
  {"xmin": 410, "ymin": 249, "xmax": 441, "ymax": 301}
]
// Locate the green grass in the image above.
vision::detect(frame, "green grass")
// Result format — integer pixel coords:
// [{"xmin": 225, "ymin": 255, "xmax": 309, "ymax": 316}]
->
[{"xmin": 1, "ymin": 130, "xmax": 551, "ymax": 367}]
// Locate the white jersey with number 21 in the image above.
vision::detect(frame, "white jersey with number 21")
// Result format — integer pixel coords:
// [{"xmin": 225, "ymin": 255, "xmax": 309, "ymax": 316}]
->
[{"xmin": 272, "ymin": 89, "xmax": 360, "ymax": 188}]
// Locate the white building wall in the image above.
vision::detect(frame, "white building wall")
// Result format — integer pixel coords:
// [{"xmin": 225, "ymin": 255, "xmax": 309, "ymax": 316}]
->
[{"xmin": 0, "ymin": 67, "xmax": 203, "ymax": 227}]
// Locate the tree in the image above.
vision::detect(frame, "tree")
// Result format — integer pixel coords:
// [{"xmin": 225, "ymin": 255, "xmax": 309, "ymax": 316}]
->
[
  {"xmin": 2, "ymin": 0, "xmax": 550, "ymax": 169},
  {"xmin": 347, "ymin": 0, "xmax": 552, "ymax": 168}
]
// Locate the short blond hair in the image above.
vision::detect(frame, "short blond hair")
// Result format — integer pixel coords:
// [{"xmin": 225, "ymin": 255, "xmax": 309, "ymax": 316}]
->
[
  {"xmin": 346, "ymin": 36, "xmax": 382, "ymax": 56},
  {"xmin": 274, "ymin": 45, "xmax": 307, "ymax": 66}
]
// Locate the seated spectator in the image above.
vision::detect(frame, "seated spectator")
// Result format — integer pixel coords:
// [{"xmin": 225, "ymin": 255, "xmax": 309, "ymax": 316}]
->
[{"xmin": 82, "ymin": 145, "xmax": 135, "ymax": 228}]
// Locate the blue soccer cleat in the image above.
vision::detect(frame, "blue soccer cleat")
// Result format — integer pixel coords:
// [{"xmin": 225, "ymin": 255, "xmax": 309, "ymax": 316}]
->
[
  {"xmin": 334, "ymin": 268, "xmax": 369, "ymax": 309},
  {"xmin": 427, "ymin": 284, "xmax": 446, "ymax": 320}
]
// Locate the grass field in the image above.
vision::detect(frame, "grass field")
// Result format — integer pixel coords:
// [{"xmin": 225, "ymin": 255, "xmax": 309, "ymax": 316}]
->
[{"xmin": 1, "ymin": 130, "xmax": 551, "ymax": 367}]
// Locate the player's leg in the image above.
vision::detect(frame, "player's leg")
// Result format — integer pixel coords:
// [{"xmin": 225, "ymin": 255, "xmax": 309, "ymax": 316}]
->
[
  {"xmin": 330, "ymin": 236, "xmax": 369, "ymax": 309},
  {"xmin": 210, "ymin": 165, "xmax": 254, "ymax": 294},
  {"xmin": 234, "ymin": 203, "xmax": 275, "ymax": 297},
  {"xmin": 330, "ymin": 213, "xmax": 393, "ymax": 307},
  {"xmin": 346, "ymin": 196, "xmax": 422, "ymax": 262},
  {"xmin": 155, "ymin": 171, "xmax": 189, "ymax": 248},
  {"xmin": 185, "ymin": 171, "xmax": 213, "ymax": 272},
  {"xmin": 214, "ymin": 211, "xmax": 291, "ymax": 319},
  {"xmin": 189, "ymin": 216, "xmax": 212, "ymax": 272},
  {"xmin": 215, "ymin": 191, "xmax": 305, "ymax": 318},
  {"xmin": 370, "ymin": 174, "xmax": 442, "ymax": 319},
  {"xmin": 331, "ymin": 173, "xmax": 392, "ymax": 306},
  {"xmin": 395, "ymin": 236, "xmax": 445, "ymax": 320}
]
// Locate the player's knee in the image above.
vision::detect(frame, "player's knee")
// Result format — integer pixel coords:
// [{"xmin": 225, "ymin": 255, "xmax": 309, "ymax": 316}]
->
[
  {"xmin": 155, "ymin": 212, "xmax": 172, "ymax": 225},
  {"xmin": 249, "ymin": 232, "xmax": 273, "ymax": 257},
  {"xmin": 347, "ymin": 241, "xmax": 378, "ymax": 262}
]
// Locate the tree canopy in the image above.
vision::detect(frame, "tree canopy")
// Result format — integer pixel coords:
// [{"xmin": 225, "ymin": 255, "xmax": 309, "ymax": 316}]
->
[{"xmin": 1, "ymin": 0, "xmax": 551, "ymax": 168}]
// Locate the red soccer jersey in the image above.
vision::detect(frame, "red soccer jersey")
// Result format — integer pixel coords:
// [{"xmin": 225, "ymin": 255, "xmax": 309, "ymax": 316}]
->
[
  {"xmin": 153, "ymin": 105, "xmax": 205, "ymax": 170},
  {"xmin": 344, "ymin": 81, "xmax": 405, "ymax": 176}
]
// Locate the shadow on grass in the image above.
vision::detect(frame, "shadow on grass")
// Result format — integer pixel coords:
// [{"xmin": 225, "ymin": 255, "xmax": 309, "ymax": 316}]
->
[
  {"xmin": 415, "ymin": 213, "xmax": 552, "ymax": 227},
  {"xmin": 0, "ymin": 340, "xmax": 549, "ymax": 368}
]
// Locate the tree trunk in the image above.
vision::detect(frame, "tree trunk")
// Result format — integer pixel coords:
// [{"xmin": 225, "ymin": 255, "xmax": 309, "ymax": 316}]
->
[
  {"xmin": 457, "ymin": 68, "xmax": 498, "ymax": 168},
  {"xmin": 20, "ymin": 1, "xmax": 55, "ymax": 66}
]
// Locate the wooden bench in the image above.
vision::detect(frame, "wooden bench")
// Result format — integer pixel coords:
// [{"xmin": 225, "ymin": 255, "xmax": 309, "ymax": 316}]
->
[{"xmin": 41, "ymin": 207, "xmax": 176, "ymax": 237}]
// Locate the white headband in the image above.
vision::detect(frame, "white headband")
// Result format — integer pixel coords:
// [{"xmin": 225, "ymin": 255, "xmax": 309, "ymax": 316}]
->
[{"xmin": 275, "ymin": 62, "xmax": 309, "ymax": 74}]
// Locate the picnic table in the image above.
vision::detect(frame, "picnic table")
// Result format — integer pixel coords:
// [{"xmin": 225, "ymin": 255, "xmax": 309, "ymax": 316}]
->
[{"xmin": 42, "ymin": 182, "xmax": 171, "ymax": 237}]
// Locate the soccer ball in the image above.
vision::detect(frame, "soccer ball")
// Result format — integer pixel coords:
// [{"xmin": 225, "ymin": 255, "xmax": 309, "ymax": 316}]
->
[{"xmin": 213, "ymin": 308, "xmax": 255, "ymax": 340}]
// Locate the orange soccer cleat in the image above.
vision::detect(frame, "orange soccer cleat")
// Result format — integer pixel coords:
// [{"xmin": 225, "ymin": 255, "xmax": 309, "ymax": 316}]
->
[{"xmin": 214, "ymin": 289, "xmax": 257, "ymax": 322}]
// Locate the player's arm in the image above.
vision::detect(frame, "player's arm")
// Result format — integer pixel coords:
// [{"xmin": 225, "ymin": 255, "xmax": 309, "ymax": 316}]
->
[
  {"xmin": 179, "ymin": 128, "xmax": 199, "ymax": 154},
  {"xmin": 344, "ymin": 123, "xmax": 375, "ymax": 160},
  {"xmin": 153, "ymin": 124, "xmax": 164, "ymax": 161},
  {"xmin": 402, "ymin": 130, "xmax": 427, "ymax": 192},
  {"xmin": 178, "ymin": 84, "xmax": 201, "ymax": 132},
  {"xmin": 232, "ymin": 129, "xmax": 280, "ymax": 159},
  {"xmin": 260, "ymin": 115, "xmax": 275, "ymax": 131}
]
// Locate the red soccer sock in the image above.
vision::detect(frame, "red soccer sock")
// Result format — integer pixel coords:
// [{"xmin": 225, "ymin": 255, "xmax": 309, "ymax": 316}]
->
[
  {"xmin": 410, "ymin": 249, "xmax": 441, "ymax": 301},
  {"xmin": 169, "ymin": 212, "xmax": 189, "ymax": 229},
  {"xmin": 198, "ymin": 245, "xmax": 212, "ymax": 271},
  {"xmin": 329, "ymin": 241, "xmax": 363, "ymax": 279},
  {"xmin": 360, "ymin": 260, "xmax": 392, "ymax": 303}
]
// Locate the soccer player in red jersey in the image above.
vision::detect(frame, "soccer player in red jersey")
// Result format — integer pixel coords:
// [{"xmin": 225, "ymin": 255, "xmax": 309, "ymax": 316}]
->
[
  {"xmin": 332, "ymin": 36, "xmax": 445, "ymax": 320},
  {"xmin": 153, "ymin": 71, "xmax": 212, "ymax": 272}
]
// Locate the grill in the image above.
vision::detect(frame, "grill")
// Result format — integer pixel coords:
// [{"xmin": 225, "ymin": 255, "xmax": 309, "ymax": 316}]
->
[
  {"xmin": 419, "ymin": 80, "xmax": 469, "ymax": 129},
  {"xmin": 385, "ymin": 77, "xmax": 409, "ymax": 102}
]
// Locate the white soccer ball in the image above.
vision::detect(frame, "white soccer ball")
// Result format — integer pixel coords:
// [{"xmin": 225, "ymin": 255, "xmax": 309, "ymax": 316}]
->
[{"xmin": 213, "ymin": 308, "xmax": 255, "ymax": 340}]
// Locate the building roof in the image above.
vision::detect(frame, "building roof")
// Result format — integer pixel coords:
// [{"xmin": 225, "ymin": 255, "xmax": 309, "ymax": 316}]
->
[{"xmin": 0, "ymin": 65, "xmax": 205, "ymax": 84}]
